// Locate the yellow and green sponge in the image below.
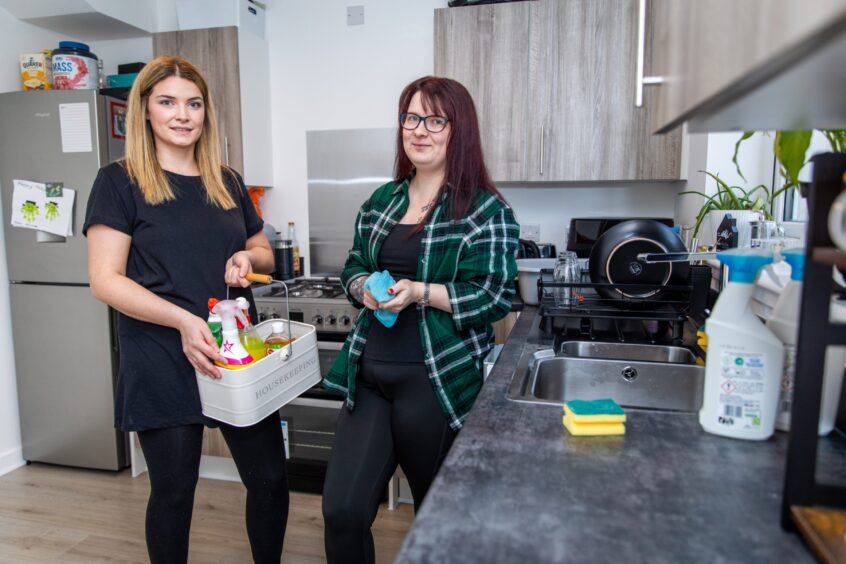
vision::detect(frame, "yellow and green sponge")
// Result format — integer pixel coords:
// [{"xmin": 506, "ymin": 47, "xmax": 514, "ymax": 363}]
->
[{"xmin": 562, "ymin": 398, "xmax": 626, "ymax": 436}]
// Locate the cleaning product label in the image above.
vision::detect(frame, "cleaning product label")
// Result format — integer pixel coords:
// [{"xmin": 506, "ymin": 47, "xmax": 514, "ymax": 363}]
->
[
  {"xmin": 717, "ymin": 350, "xmax": 766, "ymax": 429},
  {"xmin": 776, "ymin": 344, "xmax": 796, "ymax": 429}
]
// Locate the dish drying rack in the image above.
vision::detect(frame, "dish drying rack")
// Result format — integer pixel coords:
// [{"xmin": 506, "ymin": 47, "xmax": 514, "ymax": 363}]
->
[{"xmin": 536, "ymin": 264, "xmax": 711, "ymax": 344}]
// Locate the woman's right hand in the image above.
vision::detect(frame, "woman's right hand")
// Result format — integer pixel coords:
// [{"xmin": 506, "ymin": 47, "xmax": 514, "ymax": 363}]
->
[{"xmin": 178, "ymin": 312, "xmax": 225, "ymax": 379}]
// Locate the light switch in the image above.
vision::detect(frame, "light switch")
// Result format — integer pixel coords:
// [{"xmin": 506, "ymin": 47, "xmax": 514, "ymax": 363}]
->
[{"xmin": 347, "ymin": 5, "xmax": 364, "ymax": 26}]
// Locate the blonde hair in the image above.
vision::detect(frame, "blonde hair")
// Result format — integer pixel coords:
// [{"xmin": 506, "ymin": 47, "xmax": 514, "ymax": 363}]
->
[{"xmin": 124, "ymin": 55, "xmax": 236, "ymax": 209}]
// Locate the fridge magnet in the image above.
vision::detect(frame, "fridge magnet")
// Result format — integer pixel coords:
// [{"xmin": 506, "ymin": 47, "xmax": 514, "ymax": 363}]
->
[
  {"xmin": 45, "ymin": 181, "xmax": 63, "ymax": 198},
  {"xmin": 10, "ymin": 179, "xmax": 75, "ymax": 237},
  {"xmin": 111, "ymin": 101, "xmax": 127, "ymax": 139}
]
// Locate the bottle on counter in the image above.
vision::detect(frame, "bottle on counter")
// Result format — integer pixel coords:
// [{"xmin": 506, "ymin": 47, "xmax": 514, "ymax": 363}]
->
[
  {"xmin": 288, "ymin": 221, "xmax": 301, "ymax": 277},
  {"xmin": 274, "ymin": 236, "xmax": 294, "ymax": 281},
  {"xmin": 700, "ymin": 249, "xmax": 784, "ymax": 440},
  {"xmin": 264, "ymin": 321, "xmax": 292, "ymax": 356},
  {"xmin": 767, "ymin": 248, "xmax": 846, "ymax": 435}
]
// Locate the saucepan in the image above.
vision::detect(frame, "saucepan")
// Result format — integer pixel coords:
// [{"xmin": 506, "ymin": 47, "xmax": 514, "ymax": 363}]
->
[{"xmin": 588, "ymin": 219, "xmax": 689, "ymax": 302}]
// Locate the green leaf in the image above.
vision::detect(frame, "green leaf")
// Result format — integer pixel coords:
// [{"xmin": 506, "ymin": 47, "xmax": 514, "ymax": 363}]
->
[
  {"xmin": 822, "ymin": 129, "xmax": 846, "ymax": 153},
  {"xmin": 775, "ymin": 130, "xmax": 812, "ymax": 189},
  {"xmin": 731, "ymin": 132, "xmax": 756, "ymax": 181}
]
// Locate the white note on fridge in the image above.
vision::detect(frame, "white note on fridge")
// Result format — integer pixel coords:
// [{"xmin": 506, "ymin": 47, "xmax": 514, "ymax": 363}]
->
[{"xmin": 59, "ymin": 102, "xmax": 92, "ymax": 153}]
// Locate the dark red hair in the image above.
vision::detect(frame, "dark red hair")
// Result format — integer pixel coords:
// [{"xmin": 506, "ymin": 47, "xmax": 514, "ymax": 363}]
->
[{"xmin": 394, "ymin": 76, "xmax": 504, "ymax": 222}]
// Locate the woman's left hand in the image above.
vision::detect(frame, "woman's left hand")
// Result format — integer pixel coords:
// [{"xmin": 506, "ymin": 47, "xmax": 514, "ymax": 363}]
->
[
  {"xmin": 225, "ymin": 251, "xmax": 253, "ymax": 288},
  {"xmin": 379, "ymin": 279, "xmax": 422, "ymax": 313}
]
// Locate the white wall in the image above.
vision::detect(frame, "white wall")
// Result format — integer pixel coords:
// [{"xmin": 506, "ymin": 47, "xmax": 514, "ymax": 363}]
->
[
  {"xmin": 501, "ymin": 183, "xmax": 682, "ymax": 253},
  {"xmin": 86, "ymin": 37, "xmax": 152, "ymax": 77},
  {"xmin": 263, "ymin": 0, "xmax": 449, "ymax": 271}
]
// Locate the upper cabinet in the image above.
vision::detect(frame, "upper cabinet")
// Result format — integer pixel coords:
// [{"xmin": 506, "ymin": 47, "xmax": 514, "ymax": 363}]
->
[
  {"xmin": 651, "ymin": 0, "xmax": 846, "ymax": 133},
  {"xmin": 153, "ymin": 26, "xmax": 273, "ymax": 186},
  {"xmin": 434, "ymin": 0, "xmax": 682, "ymax": 183}
]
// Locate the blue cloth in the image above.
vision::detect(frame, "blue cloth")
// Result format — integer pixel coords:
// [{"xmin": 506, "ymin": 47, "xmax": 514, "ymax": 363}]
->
[{"xmin": 364, "ymin": 270, "xmax": 398, "ymax": 328}]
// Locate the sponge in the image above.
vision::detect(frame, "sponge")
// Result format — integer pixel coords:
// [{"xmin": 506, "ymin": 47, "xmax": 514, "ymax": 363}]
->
[{"xmin": 562, "ymin": 398, "xmax": 626, "ymax": 436}]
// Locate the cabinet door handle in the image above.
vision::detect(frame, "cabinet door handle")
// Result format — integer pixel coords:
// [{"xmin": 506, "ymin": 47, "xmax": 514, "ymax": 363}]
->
[
  {"xmin": 539, "ymin": 124, "xmax": 544, "ymax": 177},
  {"xmin": 224, "ymin": 136, "xmax": 230, "ymax": 166},
  {"xmin": 635, "ymin": 0, "xmax": 666, "ymax": 107}
]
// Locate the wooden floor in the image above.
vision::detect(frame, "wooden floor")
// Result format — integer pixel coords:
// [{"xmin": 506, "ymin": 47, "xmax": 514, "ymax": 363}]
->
[{"xmin": 0, "ymin": 463, "xmax": 414, "ymax": 563}]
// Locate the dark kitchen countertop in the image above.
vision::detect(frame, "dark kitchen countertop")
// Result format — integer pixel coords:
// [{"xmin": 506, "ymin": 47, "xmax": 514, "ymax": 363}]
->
[{"xmin": 394, "ymin": 306, "xmax": 846, "ymax": 563}]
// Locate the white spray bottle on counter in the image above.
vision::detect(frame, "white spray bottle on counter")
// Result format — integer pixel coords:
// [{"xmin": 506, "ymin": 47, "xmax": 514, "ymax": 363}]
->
[
  {"xmin": 766, "ymin": 248, "xmax": 803, "ymax": 432},
  {"xmin": 212, "ymin": 299, "xmax": 254, "ymax": 369},
  {"xmin": 767, "ymin": 248, "xmax": 846, "ymax": 435},
  {"xmin": 700, "ymin": 250, "xmax": 784, "ymax": 440}
]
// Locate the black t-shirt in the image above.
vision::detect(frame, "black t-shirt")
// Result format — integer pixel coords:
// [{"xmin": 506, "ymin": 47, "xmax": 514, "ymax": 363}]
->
[
  {"xmin": 361, "ymin": 223, "xmax": 425, "ymax": 364},
  {"xmin": 83, "ymin": 162, "xmax": 263, "ymax": 431}
]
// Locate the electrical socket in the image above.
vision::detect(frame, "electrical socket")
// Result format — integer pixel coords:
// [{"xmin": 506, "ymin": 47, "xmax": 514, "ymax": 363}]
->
[{"xmin": 521, "ymin": 224, "xmax": 540, "ymax": 242}]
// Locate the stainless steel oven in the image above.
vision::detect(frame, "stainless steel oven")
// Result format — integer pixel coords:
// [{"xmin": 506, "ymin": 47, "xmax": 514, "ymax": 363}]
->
[{"xmin": 254, "ymin": 279, "xmax": 353, "ymax": 494}]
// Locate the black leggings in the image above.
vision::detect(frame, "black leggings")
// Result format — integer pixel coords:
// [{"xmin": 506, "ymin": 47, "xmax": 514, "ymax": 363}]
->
[
  {"xmin": 137, "ymin": 412, "xmax": 289, "ymax": 564},
  {"xmin": 322, "ymin": 359, "xmax": 458, "ymax": 564}
]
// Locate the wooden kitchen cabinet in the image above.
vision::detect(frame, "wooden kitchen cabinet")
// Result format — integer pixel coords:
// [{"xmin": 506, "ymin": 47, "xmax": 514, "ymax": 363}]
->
[
  {"xmin": 492, "ymin": 311, "xmax": 520, "ymax": 344},
  {"xmin": 434, "ymin": 0, "xmax": 681, "ymax": 182},
  {"xmin": 434, "ymin": 2, "xmax": 532, "ymax": 181},
  {"xmin": 153, "ymin": 26, "xmax": 273, "ymax": 186},
  {"xmin": 650, "ymin": 0, "xmax": 846, "ymax": 133}
]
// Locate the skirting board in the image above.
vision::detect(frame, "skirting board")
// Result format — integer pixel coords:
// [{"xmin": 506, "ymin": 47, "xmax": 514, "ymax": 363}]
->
[{"xmin": 0, "ymin": 446, "xmax": 25, "ymax": 477}]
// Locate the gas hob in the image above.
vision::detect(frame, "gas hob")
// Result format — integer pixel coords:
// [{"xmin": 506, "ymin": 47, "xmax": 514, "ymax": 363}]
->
[{"xmin": 253, "ymin": 277, "xmax": 357, "ymax": 334}]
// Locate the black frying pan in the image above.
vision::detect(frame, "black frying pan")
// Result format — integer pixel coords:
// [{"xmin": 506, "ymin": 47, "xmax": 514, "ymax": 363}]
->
[{"xmin": 588, "ymin": 219, "xmax": 689, "ymax": 302}]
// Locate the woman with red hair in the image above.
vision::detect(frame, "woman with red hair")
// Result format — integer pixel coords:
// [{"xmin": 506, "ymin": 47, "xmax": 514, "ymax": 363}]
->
[{"xmin": 321, "ymin": 76, "xmax": 519, "ymax": 564}]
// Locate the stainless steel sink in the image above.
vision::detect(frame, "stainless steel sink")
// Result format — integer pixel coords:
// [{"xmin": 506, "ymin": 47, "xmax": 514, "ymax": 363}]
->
[{"xmin": 507, "ymin": 341, "xmax": 704, "ymax": 412}]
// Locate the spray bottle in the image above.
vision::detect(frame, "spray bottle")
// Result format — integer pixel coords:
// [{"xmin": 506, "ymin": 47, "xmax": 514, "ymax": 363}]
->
[
  {"xmin": 207, "ymin": 298, "xmax": 223, "ymax": 347},
  {"xmin": 212, "ymin": 299, "xmax": 254, "ymax": 369},
  {"xmin": 767, "ymin": 248, "xmax": 846, "ymax": 435},
  {"xmin": 700, "ymin": 249, "xmax": 784, "ymax": 440},
  {"xmin": 234, "ymin": 296, "xmax": 266, "ymax": 362}
]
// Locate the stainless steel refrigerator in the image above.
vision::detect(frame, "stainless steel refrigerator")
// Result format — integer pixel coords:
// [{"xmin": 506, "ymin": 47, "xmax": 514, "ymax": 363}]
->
[{"xmin": 0, "ymin": 90, "xmax": 128, "ymax": 470}]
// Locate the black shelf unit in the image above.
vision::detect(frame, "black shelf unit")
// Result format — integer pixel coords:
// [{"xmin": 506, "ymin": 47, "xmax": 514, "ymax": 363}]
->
[
  {"xmin": 781, "ymin": 153, "xmax": 846, "ymax": 528},
  {"xmin": 536, "ymin": 264, "xmax": 710, "ymax": 344}
]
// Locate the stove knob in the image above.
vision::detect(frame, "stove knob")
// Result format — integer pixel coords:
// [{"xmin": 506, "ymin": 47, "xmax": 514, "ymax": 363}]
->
[
  {"xmin": 326, "ymin": 314, "xmax": 337, "ymax": 325},
  {"xmin": 258, "ymin": 312, "xmax": 268, "ymax": 322},
  {"xmin": 312, "ymin": 315, "xmax": 323, "ymax": 325},
  {"xmin": 339, "ymin": 315, "xmax": 351, "ymax": 327}
]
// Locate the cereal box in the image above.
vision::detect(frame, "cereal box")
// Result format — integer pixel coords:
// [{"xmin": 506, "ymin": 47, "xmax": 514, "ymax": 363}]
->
[{"xmin": 19, "ymin": 51, "xmax": 52, "ymax": 90}]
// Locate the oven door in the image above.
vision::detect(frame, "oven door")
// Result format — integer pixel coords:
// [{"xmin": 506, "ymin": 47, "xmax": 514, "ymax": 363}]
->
[
  {"xmin": 297, "ymin": 338, "xmax": 346, "ymax": 401},
  {"xmin": 281, "ymin": 339, "xmax": 344, "ymax": 493}
]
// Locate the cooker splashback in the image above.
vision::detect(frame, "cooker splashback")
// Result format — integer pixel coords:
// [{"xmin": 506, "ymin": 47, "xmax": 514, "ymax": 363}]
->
[{"xmin": 306, "ymin": 128, "xmax": 396, "ymax": 276}]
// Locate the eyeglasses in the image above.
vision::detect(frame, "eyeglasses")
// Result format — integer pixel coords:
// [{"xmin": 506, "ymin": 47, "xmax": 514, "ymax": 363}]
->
[{"xmin": 399, "ymin": 112, "xmax": 450, "ymax": 133}]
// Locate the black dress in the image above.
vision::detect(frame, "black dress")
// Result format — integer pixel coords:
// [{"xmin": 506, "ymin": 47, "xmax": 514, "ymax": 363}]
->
[{"xmin": 83, "ymin": 162, "xmax": 263, "ymax": 431}]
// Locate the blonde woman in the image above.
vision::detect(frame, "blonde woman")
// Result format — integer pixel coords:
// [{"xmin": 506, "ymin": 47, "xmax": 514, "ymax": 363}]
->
[{"xmin": 84, "ymin": 56, "xmax": 286, "ymax": 564}]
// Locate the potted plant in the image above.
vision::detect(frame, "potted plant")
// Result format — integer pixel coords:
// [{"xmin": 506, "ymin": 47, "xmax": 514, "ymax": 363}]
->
[{"xmin": 680, "ymin": 171, "xmax": 771, "ymax": 245}]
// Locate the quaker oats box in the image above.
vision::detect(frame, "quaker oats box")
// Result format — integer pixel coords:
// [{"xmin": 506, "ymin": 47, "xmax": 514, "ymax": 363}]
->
[{"xmin": 19, "ymin": 51, "xmax": 53, "ymax": 90}]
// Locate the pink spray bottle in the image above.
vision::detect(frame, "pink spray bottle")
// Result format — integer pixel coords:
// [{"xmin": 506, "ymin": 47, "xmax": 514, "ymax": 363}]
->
[{"xmin": 212, "ymin": 299, "xmax": 254, "ymax": 368}]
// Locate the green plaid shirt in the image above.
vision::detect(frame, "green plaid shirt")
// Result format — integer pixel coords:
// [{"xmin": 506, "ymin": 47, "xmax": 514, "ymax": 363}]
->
[{"xmin": 323, "ymin": 179, "xmax": 519, "ymax": 430}]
